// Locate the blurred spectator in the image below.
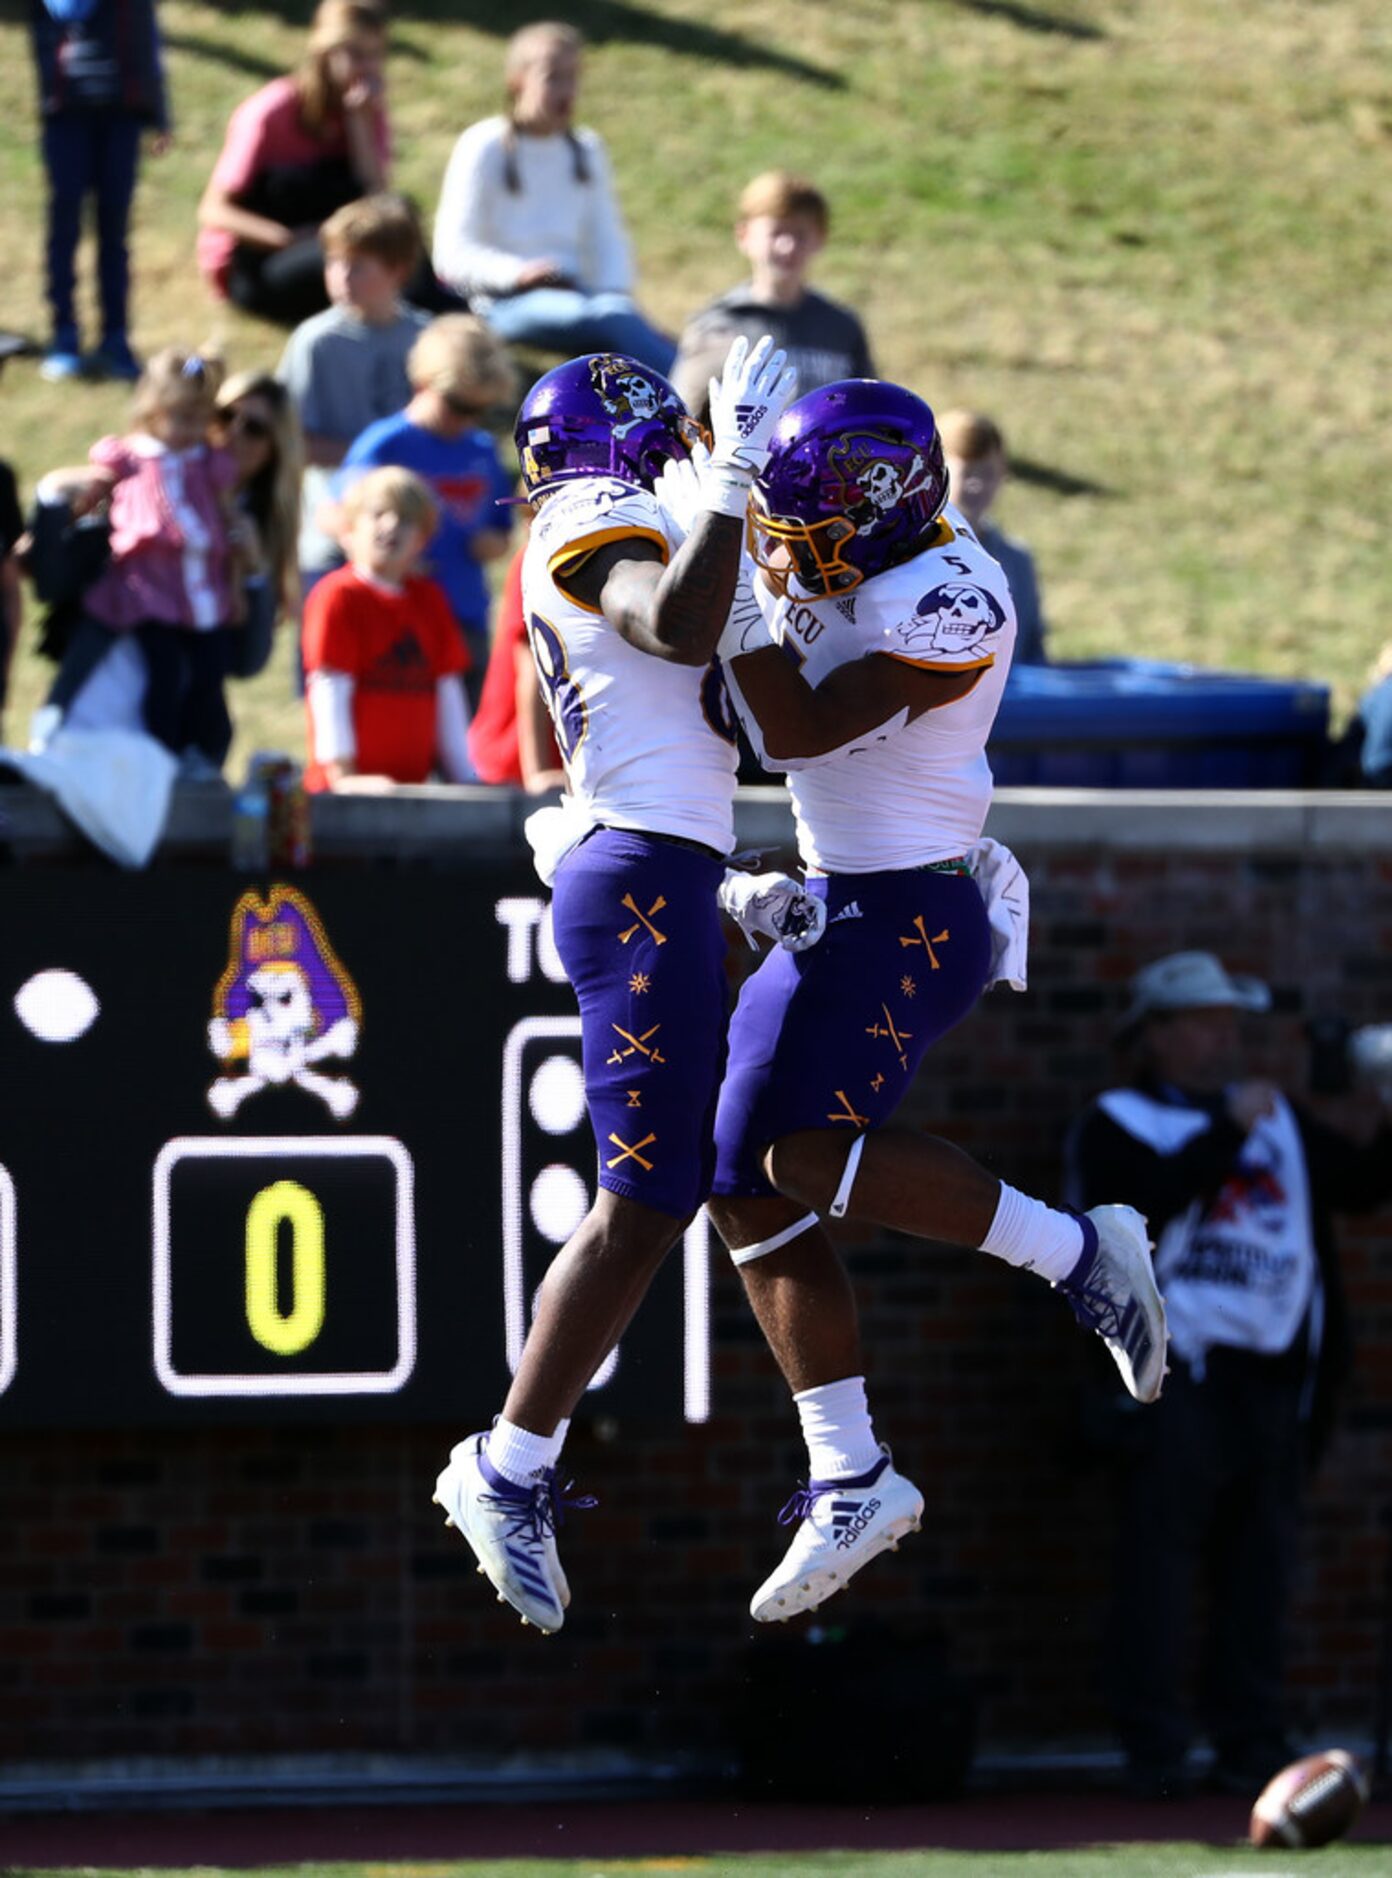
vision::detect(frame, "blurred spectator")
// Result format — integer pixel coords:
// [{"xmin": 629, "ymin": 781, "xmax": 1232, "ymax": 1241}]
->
[
  {"xmin": 939, "ymin": 409, "xmax": 1048, "ymax": 666},
  {"xmin": 1354, "ymin": 642, "xmax": 1392, "ymax": 786},
  {"xmin": 334, "ymin": 314, "xmax": 514, "ymax": 708},
  {"xmin": 0, "ymin": 317, "xmax": 21, "ymax": 728},
  {"xmin": 302, "ymin": 467, "xmax": 473, "ymax": 791},
  {"xmin": 432, "ymin": 20, "xmax": 674, "ymax": 372},
  {"xmin": 39, "ymin": 348, "xmax": 244, "ymax": 768},
  {"xmin": 28, "ymin": 370, "xmax": 305, "ymax": 758},
  {"xmin": 209, "ymin": 371, "xmax": 305, "ymax": 679},
  {"xmin": 467, "ymin": 525, "xmax": 563, "ymax": 792},
  {"xmin": 30, "ymin": 0, "xmax": 170, "ymax": 383},
  {"xmin": 670, "ymin": 170, "xmax": 873, "ymax": 423},
  {"xmin": 1064, "ymin": 950, "xmax": 1392, "ymax": 1798},
  {"xmin": 0, "ymin": 445, "xmax": 21, "ymax": 739},
  {"xmin": 198, "ymin": 0, "xmax": 391, "ymax": 328},
  {"xmin": 276, "ymin": 194, "xmax": 429, "ymax": 604}
]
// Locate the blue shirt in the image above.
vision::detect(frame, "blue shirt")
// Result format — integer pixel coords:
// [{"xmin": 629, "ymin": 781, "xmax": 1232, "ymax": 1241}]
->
[{"xmin": 338, "ymin": 414, "xmax": 512, "ymax": 631}]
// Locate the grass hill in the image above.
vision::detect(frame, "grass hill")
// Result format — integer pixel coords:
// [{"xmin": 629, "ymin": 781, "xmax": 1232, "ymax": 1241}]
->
[{"xmin": 0, "ymin": 0, "xmax": 1387, "ymax": 775}]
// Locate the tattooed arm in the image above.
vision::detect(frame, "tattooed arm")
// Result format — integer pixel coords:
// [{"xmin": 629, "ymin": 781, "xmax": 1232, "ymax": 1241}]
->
[{"xmin": 560, "ymin": 514, "xmax": 744, "ymax": 667}]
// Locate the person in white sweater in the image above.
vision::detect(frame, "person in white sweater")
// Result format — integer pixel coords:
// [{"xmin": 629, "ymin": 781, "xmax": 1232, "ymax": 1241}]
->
[{"xmin": 431, "ymin": 20, "xmax": 675, "ymax": 373}]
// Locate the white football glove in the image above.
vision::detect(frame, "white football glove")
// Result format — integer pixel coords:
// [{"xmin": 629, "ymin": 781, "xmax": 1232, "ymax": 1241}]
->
[
  {"xmin": 652, "ymin": 439, "xmax": 711, "ymax": 542},
  {"xmin": 704, "ymin": 334, "xmax": 798, "ymax": 517},
  {"xmin": 718, "ymin": 869, "xmax": 827, "ymax": 953}
]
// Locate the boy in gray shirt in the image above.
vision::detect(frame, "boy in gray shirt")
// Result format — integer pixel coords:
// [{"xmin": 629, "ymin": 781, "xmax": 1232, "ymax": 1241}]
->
[
  {"xmin": 277, "ymin": 194, "xmax": 429, "ymax": 596},
  {"xmin": 671, "ymin": 171, "xmax": 873, "ymax": 424}
]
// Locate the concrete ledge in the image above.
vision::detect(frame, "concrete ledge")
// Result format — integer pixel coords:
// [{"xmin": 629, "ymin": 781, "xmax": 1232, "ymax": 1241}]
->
[
  {"xmin": 985, "ymin": 787, "xmax": 1390, "ymax": 853},
  {"xmin": 0, "ymin": 780, "xmax": 1386, "ymax": 864}
]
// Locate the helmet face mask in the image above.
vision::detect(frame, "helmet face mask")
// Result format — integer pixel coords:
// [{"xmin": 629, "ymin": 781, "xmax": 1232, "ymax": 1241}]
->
[
  {"xmin": 747, "ymin": 504, "xmax": 858, "ymax": 599},
  {"xmin": 749, "ymin": 380, "xmax": 950, "ymax": 598},
  {"xmin": 515, "ymin": 352, "xmax": 703, "ymax": 497}
]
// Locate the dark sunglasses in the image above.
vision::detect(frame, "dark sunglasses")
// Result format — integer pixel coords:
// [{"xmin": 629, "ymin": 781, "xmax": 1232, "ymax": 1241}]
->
[
  {"xmin": 219, "ymin": 408, "xmax": 273, "ymax": 440},
  {"xmin": 442, "ymin": 392, "xmax": 485, "ymax": 419}
]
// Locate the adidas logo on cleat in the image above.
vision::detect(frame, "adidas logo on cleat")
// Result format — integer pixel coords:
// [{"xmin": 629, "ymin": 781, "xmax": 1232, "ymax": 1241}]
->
[
  {"xmin": 1119, "ymin": 1300, "xmax": 1151, "ymax": 1364},
  {"xmin": 832, "ymin": 1494, "xmax": 881, "ymax": 1549}
]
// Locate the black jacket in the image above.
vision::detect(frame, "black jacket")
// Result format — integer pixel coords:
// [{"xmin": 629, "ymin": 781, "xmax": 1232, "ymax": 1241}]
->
[{"xmin": 30, "ymin": 0, "xmax": 169, "ymax": 131}]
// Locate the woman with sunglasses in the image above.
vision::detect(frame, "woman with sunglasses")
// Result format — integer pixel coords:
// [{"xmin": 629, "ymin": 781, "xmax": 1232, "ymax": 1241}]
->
[
  {"xmin": 25, "ymin": 368, "xmax": 305, "ymax": 767},
  {"xmin": 211, "ymin": 371, "xmax": 305, "ymax": 683}
]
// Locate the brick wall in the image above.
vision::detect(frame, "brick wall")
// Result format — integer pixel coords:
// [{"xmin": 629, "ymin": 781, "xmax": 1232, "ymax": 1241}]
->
[{"xmin": 3, "ymin": 799, "xmax": 1390, "ymax": 1768}]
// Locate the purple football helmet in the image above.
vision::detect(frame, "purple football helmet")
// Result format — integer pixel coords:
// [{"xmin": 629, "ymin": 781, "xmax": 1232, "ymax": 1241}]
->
[
  {"xmin": 514, "ymin": 352, "xmax": 706, "ymax": 498},
  {"xmin": 749, "ymin": 379, "xmax": 950, "ymax": 597}
]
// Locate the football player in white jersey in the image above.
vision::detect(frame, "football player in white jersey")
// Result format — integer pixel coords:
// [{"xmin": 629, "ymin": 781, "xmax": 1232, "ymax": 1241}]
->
[
  {"xmin": 658, "ymin": 379, "xmax": 1168, "ymax": 1622},
  {"xmin": 432, "ymin": 338, "xmax": 807, "ymax": 1634}
]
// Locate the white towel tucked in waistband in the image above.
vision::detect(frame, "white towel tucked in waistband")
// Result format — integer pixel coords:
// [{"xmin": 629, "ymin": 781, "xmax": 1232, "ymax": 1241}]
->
[
  {"xmin": 967, "ymin": 837, "xmax": 1030, "ymax": 991},
  {"xmin": 524, "ymin": 793, "xmax": 596, "ymax": 888}
]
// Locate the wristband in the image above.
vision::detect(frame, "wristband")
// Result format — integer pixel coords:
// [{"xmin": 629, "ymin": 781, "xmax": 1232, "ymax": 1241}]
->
[{"xmin": 698, "ymin": 462, "xmax": 755, "ymax": 519}]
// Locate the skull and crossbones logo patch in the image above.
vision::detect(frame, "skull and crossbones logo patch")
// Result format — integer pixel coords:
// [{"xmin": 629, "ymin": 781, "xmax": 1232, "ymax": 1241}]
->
[{"xmin": 207, "ymin": 886, "xmax": 361, "ymax": 1119}]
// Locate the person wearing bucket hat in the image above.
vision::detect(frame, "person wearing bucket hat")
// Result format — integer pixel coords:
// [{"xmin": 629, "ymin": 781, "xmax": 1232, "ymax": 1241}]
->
[
  {"xmin": 1117, "ymin": 950, "xmax": 1272, "ymax": 1034},
  {"xmin": 1065, "ymin": 949, "xmax": 1392, "ymax": 1799}
]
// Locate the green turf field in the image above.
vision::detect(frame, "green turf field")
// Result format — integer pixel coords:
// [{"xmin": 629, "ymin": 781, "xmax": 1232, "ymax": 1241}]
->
[
  {"xmin": 5, "ymin": 1852, "xmax": 1389, "ymax": 1878},
  {"xmin": 1, "ymin": 1, "xmax": 1387, "ymax": 772}
]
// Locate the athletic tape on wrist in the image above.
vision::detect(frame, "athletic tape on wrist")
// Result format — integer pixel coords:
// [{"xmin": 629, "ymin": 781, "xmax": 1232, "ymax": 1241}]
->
[
  {"xmin": 828, "ymin": 1134, "xmax": 867, "ymax": 1219},
  {"xmin": 728, "ymin": 1211, "xmax": 820, "ymax": 1266},
  {"xmin": 699, "ymin": 464, "xmax": 755, "ymax": 519}
]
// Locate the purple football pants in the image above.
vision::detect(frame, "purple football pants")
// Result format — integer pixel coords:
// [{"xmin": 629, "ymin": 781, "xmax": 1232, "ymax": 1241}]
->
[
  {"xmin": 551, "ymin": 827, "xmax": 729, "ymax": 1220},
  {"xmin": 713, "ymin": 865, "xmax": 992, "ymax": 1197}
]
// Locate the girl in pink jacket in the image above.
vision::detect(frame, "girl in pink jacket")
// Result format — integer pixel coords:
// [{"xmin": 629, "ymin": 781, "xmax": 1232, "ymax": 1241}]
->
[{"xmin": 82, "ymin": 347, "xmax": 243, "ymax": 761}]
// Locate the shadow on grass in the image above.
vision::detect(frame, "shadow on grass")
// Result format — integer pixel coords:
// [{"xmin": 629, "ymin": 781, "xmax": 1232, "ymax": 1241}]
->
[
  {"xmin": 159, "ymin": 31, "xmax": 284, "ymax": 84},
  {"xmin": 1012, "ymin": 455, "xmax": 1111, "ymax": 498},
  {"xmin": 953, "ymin": 0, "xmax": 1107, "ymax": 38},
  {"xmin": 123, "ymin": 0, "xmax": 842, "ymax": 91}
]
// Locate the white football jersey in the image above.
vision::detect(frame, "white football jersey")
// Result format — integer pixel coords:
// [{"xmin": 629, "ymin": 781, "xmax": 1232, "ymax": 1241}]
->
[
  {"xmin": 732, "ymin": 505, "xmax": 1017, "ymax": 873},
  {"xmin": 523, "ymin": 476, "xmax": 739, "ymax": 855}
]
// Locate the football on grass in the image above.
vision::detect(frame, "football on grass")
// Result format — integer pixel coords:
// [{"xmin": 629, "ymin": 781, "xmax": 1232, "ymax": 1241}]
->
[{"xmin": 1249, "ymin": 1748, "xmax": 1369, "ymax": 1848}]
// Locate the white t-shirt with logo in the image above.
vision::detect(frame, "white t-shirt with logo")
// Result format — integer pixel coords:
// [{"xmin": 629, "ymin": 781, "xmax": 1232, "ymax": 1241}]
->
[{"xmin": 1099, "ymin": 1088, "xmax": 1318, "ymax": 1371}]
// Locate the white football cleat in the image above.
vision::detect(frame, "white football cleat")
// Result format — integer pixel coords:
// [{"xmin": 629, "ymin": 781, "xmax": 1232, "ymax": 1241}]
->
[
  {"xmin": 433, "ymin": 1433, "xmax": 569, "ymax": 1635},
  {"xmin": 541, "ymin": 1465, "xmax": 576, "ymax": 1610},
  {"xmin": 750, "ymin": 1446, "xmax": 923, "ymax": 1623},
  {"xmin": 1056, "ymin": 1203, "xmax": 1168, "ymax": 1405}
]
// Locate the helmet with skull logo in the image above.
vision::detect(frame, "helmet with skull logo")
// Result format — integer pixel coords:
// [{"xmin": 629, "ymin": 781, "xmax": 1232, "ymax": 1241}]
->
[
  {"xmin": 514, "ymin": 352, "xmax": 706, "ymax": 499},
  {"xmin": 749, "ymin": 379, "xmax": 950, "ymax": 597}
]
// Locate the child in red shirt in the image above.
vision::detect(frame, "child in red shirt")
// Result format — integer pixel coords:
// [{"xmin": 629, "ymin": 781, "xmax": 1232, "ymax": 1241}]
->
[{"xmin": 302, "ymin": 466, "xmax": 473, "ymax": 790}]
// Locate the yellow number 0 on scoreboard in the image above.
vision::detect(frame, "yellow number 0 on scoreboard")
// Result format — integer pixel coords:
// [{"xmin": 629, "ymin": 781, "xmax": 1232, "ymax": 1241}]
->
[{"xmin": 244, "ymin": 1180, "xmax": 326, "ymax": 1356}]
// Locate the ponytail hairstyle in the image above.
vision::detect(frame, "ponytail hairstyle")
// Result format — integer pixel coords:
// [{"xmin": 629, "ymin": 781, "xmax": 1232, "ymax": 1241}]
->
[
  {"xmin": 501, "ymin": 19, "xmax": 589, "ymax": 192},
  {"xmin": 131, "ymin": 345, "xmax": 227, "ymax": 432}
]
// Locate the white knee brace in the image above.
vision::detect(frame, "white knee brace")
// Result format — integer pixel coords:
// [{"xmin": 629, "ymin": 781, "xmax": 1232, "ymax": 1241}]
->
[{"xmin": 728, "ymin": 1211, "xmax": 820, "ymax": 1267}]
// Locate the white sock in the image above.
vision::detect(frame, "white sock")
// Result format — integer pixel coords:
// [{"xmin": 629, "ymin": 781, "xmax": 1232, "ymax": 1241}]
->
[
  {"xmin": 793, "ymin": 1376, "xmax": 882, "ymax": 1481},
  {"xmin": 487, "ymin": 1415, "xmax": 566, "ymax": 1488},
  {"xmin": 979, "ymin": 1182, "xmax": 1085, "ymax": 1281}
]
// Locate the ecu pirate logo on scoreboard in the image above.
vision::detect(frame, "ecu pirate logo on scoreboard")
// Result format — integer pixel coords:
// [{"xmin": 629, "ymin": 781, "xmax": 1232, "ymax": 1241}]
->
[{"xmin": 207, "ymin": 886, "xmax": 362, "ymax": 1120}]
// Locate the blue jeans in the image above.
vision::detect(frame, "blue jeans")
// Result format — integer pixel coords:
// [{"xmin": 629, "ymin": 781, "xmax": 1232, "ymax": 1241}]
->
[
  {"xmin": 41, "ymin": 110, "xmax": 142, "ymax": 341},
  {"xmin": 1360, "ymin": 673, "xmax": 1392, "ymax": 784},
  {"xmin": 484, "ymin": 289, "xmax": 676, "ymax": 375}
]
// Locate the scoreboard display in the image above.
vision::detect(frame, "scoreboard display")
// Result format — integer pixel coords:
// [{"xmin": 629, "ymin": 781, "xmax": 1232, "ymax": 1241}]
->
[{"xmin": 0, "ymin": 867, "xmax": 710, "ymax": 1427}]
